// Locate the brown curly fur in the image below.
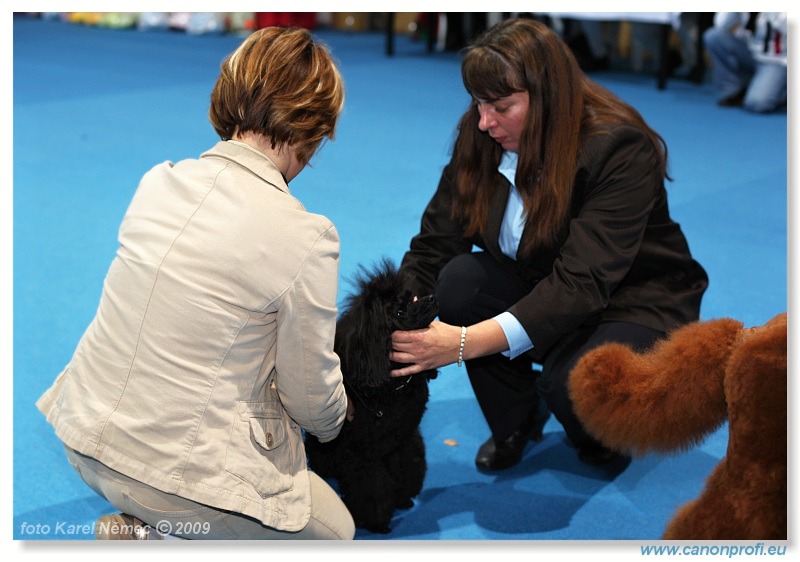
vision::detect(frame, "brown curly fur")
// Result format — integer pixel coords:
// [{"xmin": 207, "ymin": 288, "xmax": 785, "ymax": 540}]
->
[
  {"xmin": 569, "ymin": 318, "xmax": 743, "ymax": 455},
  {"xmin": 569, "ymin": 313, "xmax": 787, "ymax": 540}
]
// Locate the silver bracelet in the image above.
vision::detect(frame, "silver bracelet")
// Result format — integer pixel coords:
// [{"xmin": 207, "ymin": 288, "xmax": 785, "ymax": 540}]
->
[{"xmin": 457, "ymin": 326, "xmax": 467, "ymax": 367}]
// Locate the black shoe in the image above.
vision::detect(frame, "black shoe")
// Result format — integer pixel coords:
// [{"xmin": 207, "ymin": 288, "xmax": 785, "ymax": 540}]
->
[
  {"xmin": 475, "ymin": 402, "xmax": 551, "ymax": 472},
  {"xmin": 718, "ymin": 88, "xmax": 746, "ymax": 107},
  {"xmin": 577, "ymin": 440, "xmax": 625, "ymax": 466}
]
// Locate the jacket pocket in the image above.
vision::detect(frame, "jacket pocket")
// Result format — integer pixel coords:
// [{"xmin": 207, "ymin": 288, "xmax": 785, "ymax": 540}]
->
[{"xmin": 224, "ymin": 401, "xmax": 296, "ymax": 497}]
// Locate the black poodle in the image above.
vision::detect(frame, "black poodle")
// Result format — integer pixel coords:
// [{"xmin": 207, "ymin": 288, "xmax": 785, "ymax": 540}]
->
[{"xmin": 305, "ymin": 259, "xmax": 438, "ymax": 534}]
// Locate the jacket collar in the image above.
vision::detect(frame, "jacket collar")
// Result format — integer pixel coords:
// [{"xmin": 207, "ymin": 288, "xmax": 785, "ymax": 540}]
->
[
  {"xmin": 200, "ymin": 140, "xmax": 290, "ymax": 195},
  {"xmin": 485, "ymin": 174, "xmax": 510, "ymax": 256}
]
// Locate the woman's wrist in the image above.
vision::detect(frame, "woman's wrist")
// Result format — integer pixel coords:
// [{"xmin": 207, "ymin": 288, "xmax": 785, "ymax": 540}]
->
[
  {"xmin": 457, "ymin": 326, "xmax": 467, "ymax": 367},
  {"xmin": 453, "ymin": 320, "xmax": 511, "ymax": 366}
]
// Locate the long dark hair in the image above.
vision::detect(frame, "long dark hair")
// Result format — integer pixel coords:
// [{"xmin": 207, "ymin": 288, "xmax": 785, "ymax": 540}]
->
[{"xmin": 451, "ymin": 18, "xmax": 668, "ymax": 256}]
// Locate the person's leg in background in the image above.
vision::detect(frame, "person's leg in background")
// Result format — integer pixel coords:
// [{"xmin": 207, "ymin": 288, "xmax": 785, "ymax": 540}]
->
[
  {"xmin": 742, "ymin": 61, "xmax": 787, "ymax": 113},
  {"xmin": 703, "ymin": 24, "xmax": 755, "ymax": 106},
  {"xmin": 673, "ymin": 13, "xmax": 700, "ymax": 79},
  {"xmin": 557, "ymin": 17, "xmax": 612, "ymax": 71},
  {"xmin": 630, "ymin": 21, "xmax": 665, "ymax": 73},
  {"xmin": 579, "ymin": 19, "xmax": 614, "ymax": 70},
  {"xmin": 674, "ymin": 12, "xmax": 715, "ymax": 83}
]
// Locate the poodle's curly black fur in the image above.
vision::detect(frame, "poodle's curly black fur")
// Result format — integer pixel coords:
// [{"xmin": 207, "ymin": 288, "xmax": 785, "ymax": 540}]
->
[{"xmin": 305, "ymin": 259, "xmax": 438, "ymax": 534}]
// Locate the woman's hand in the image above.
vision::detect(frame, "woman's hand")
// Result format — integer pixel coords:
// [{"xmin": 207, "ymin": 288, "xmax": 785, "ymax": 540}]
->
[
  {"xmin": 390, "ymin": 318, "xmax": 512, "ymax": 377},
  {"xmin": 389, "ymin": 320, "xmax": 462, "ymax": 377}
]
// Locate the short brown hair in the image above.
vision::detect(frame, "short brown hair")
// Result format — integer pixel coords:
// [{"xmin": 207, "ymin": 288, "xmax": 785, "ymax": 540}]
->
[{"xmin": 209, "ymin": 27, "xmax": 344, "ymax": 164}]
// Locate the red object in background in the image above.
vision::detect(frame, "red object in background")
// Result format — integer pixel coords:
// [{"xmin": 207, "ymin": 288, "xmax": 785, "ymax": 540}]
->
[
  {"xmin": 413, "ymin": 13, "xmax": 439, "ymax": 42},
  {"xmin": 256, "ymin": 13, "xmax": 316, "ymax": 30}
]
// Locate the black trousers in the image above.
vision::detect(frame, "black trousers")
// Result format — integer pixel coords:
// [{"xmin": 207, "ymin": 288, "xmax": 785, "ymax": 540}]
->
[{"xmin": 435, "ymin": 252, "xmax": 664, "ymax": 446}]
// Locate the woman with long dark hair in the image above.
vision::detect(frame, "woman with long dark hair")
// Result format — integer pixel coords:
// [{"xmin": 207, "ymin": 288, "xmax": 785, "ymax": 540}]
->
[{"xmin": 391, "ymin": 18, "xmax": 708, "ymax": 471}]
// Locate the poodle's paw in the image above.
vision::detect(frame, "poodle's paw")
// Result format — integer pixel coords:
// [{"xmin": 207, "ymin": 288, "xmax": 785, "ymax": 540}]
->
[{"xmin": 365, "ymin": 522, "xmax": 392, "ymax": 534}]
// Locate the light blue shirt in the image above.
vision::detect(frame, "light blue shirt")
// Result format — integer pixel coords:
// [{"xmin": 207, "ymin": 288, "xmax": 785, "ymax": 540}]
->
[{"xmin": 493, "ymin": 151, "xmax": 534, "ymax": 359}]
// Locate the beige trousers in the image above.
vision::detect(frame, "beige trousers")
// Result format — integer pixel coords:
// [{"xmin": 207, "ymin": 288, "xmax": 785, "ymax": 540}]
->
[{"xmin": 65, "ymin": 446, "xmax": 355, "ymax": 540}]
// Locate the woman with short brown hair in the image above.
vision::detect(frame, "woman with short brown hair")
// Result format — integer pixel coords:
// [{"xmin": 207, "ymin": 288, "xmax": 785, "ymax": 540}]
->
[{"xmin": 37, "ymin": 27, "xmax": 354, "ymax": 540}]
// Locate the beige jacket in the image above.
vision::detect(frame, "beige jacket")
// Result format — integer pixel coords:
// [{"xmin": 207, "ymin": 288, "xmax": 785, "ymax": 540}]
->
[{"xmin": 37, "ymin": 140, "xmax": 348, "ymax": 531}]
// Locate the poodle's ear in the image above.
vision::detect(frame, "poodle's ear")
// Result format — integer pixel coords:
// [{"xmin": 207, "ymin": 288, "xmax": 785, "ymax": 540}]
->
[
  {"xmin": 335, "ymin": 293, "xmax": 393, "ymax": 388},
  {"xmin": 568, "ymin": 318, "xmax": 743, "ymax": 456},
  {"xmin": 359, "ymin": 297, "xmax": 394, "ymax": 387}
]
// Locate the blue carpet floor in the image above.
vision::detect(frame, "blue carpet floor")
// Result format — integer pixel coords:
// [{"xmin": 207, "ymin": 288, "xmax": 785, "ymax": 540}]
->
[{"xmin": 10, "ymin": 13, "xmax": 790, "ymax": 556}]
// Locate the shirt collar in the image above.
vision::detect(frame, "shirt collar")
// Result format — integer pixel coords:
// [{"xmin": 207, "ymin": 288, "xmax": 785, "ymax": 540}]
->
[{"xmin": 498, "ymin": 151, "xmax": 518, "ymax": 186}]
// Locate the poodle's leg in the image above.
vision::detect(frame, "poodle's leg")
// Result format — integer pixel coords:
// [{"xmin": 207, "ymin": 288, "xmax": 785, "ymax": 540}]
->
[
  {"xmin": 338, "ymin": 461, "xmax": 397, "ymax": 534},
  {"xmin": 386, "ymin": 429, "xmax": 426, "ymax": 509}
]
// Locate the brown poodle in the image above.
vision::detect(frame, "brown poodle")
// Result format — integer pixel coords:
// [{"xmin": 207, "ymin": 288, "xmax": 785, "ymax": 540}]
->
[{"xmin": 569, "ymin": 313, "xmax": 786, "ymax": 540}]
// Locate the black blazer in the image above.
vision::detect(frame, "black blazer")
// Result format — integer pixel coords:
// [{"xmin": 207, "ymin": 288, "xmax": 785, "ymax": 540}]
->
[{"xmin": 400, "ymin": 124, "xmax": 709, "ymax": 360}]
